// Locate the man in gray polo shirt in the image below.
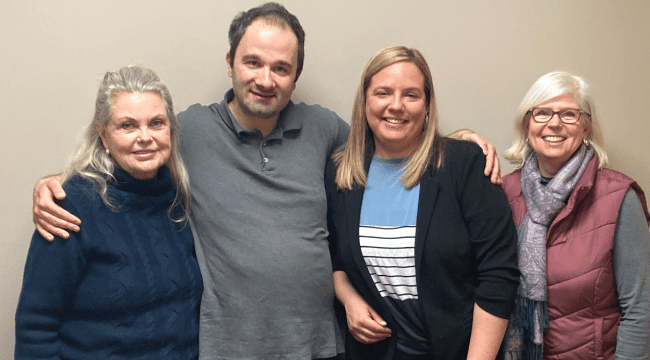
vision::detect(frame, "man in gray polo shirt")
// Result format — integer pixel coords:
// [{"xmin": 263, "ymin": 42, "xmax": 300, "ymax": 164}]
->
[
  {"xmin": 178, "ymin": 4, "xmax": 349, "ymax": 358},
  {"xmin": 32, "ymin": 3, "xmax": 501, "ymax": 359}
]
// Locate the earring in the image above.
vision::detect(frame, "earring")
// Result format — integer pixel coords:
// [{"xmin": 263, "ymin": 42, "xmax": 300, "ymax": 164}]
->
[
  {"xmin": 583, "ymin": 139, "xmax": 589, "ymax": 146},
  {"xmin": 526, "ymin": 138, "xmax": 529, "ymax": 144},
  {"xmin": 105, "ymin": 148, "xmax": 110, "ymax": 156}
]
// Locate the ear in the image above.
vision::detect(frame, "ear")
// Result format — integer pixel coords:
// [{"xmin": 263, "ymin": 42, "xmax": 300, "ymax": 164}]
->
[
  {"xmin": 97, "ymin": 125, "xmax": 109, "ymax": 150},
  {"xmin": 226, "ymin": 53, "xmax": 233, "ymax": 78},
  {"xmin": 293, "ymin": 68, "xmax": 302, "ymax": 83},
  {"xmin": 523, "ymin": 115, "xmax": 532, "ymax": 135}
]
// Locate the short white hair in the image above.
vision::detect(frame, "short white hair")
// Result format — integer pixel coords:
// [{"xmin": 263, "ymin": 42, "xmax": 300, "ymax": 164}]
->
[{"xmin": 504, "ymin": 71, "xmax": 607, "ymax": 169}]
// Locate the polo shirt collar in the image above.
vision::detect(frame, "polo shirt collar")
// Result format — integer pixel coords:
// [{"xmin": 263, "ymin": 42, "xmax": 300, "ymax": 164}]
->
[{"xmin": 215, "ymin": 89, "xmax": 303, "ymax": 139}]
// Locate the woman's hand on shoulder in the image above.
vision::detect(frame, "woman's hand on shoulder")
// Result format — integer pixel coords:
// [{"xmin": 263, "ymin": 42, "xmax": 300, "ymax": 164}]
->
[
  {"xmin": 344, "ymin": 294, "xmax": 392, "ymax": 344},
  {"xmin": 447, "ymin": 129, "xmax": 502, "ymax": 184}
]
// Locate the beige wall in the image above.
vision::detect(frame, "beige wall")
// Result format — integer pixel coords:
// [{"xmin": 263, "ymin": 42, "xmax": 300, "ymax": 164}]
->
[{"xmin": 1, "ymin": 0, "xmax": 648, "ymax": 356}]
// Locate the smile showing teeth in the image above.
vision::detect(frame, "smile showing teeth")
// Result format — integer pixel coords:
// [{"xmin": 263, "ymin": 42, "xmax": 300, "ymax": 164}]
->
[
  {"xmin": 385, "ymin": 118, "xmax": 406, "ymax": 124},
  {"xmin": 543, "ymin": 136, "xmax": 565, "ymax": 142}
]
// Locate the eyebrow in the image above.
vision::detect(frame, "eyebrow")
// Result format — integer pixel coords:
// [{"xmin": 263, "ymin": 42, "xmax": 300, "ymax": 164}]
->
[
  {"xmin": 240, "ymin": 54, "xmax": 259, "ymax": 62},
  {"xmin": 373, "ymin": 86, "xmax": 423, "ymax": 92},
  {"xmin": 115, "ymin": 114, "xmax": 167, "ymax": 122},
  {"xmin": 275, "ymin": 61, "xmax": 293, "ymax": 69},
  {"xmin": 241, "ymin": 54, "xmax": 293, "ymax": 69}
]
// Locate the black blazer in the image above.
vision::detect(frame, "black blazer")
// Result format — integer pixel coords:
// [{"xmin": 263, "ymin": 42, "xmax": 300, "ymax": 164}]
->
[{"xmin": 326, "ymin": 139, "xmax": 519, "ymax": 360}]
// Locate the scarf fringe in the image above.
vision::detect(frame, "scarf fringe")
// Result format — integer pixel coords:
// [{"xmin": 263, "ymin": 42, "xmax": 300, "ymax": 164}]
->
[{"xmin": 504, "ymin": 296, "xmax": 548, "ymax": 360}]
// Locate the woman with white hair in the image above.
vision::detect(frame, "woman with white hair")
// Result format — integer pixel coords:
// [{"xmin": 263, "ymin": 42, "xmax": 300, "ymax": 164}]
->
[
  {"xmin": 500, "ymin": 71, "xmax": 650, "ymax": 359},
  {"xmin": 15, "ymin": 66, "xmax": 202, "ymax": 359}
]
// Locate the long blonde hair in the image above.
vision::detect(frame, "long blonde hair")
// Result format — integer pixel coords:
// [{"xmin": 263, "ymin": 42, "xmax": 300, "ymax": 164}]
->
[
  {"xmin": 61, "ymin": 66, "xmax": 191, "ymax": 222},
  {"xmin": 505, "ymin": 71, "xmax": 607, "ymax": 169},
  {"xmin": 333, "ymin": 46, "xmax": 445, "ymax": 190}
]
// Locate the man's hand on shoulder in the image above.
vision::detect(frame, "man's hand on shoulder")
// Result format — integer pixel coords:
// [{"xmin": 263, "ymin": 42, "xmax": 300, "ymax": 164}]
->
[{"xmin": 33, "ymin": 175, "xmax": 81, "ymax": 241}]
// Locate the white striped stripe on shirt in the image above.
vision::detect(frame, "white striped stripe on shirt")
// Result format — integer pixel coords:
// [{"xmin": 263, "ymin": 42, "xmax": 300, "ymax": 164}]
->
[{"xmin": 360, "ymin": 225, "xmax": 418, "ymax": 300}]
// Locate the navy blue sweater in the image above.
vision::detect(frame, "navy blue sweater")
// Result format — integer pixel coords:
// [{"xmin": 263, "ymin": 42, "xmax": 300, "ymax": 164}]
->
[{"xmin": 15, "ymin": 166, "xmax": 202, "ymax": 359}]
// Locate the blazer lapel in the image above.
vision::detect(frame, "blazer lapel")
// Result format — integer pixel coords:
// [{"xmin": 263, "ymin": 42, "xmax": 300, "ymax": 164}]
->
[
  {"xmin": 343, "ymin": 186, "xmax": 367, "ymax": 277},
  {"xmin": 415, "ymin": 166, "xmax": 440, "ymax": 270}
]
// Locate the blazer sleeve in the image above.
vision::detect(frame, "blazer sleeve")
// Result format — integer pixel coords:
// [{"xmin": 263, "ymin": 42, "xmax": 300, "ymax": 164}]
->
[
  {"xmin": 15, "ymin": 199, "xmax": 86, "ymax": 359},
  {"xmin": 453, "ymin": 142, "xmax": 520, "ymax": 319},
  {"xmin": 325, "ymin": 158, "xmax": 344, "ymax": 271}
]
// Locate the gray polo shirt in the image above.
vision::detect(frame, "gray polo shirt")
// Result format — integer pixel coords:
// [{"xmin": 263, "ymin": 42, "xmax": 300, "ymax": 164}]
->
[{"xmin": 178, "ymin": 89, "xmax": 349, "ymax": 359}]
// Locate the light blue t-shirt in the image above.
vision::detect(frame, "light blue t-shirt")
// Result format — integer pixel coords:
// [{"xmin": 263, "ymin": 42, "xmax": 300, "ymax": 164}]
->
[{"xmin": 360, "ymin": 156, "xmax": 431, "ymax": 355}]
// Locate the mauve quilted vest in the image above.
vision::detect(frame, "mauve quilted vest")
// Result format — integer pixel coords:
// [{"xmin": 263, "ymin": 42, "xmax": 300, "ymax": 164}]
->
[{"xmin": 502, "ymin": 157, "xmax": 649, "ymax": 360}]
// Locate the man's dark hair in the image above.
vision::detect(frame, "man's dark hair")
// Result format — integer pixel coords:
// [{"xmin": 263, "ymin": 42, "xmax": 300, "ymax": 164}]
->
[{"xmin": 228, "ymin": 2, "xmax": 305, "ymax": 81}]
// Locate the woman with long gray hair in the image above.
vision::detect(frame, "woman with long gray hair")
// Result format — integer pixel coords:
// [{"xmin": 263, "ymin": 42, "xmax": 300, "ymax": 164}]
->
[{"xmin": 15, "ymin": 66, "xmax": 202, "ymax": 359}]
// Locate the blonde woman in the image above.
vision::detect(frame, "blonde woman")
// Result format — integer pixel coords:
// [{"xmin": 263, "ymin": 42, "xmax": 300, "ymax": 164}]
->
[{"xmin": 326, "ymin": 46, "xmax": 519, "ymax": 360}]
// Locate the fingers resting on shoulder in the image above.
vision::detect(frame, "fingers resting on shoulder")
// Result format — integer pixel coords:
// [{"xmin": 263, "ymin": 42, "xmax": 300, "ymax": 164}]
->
[
  {"xmin": 33, "ymin": 175, "xmax": 81, "ymax": 241},
  {"xmin": 458, "ymin": 130, "xmax": 502, "ymax": 185}
]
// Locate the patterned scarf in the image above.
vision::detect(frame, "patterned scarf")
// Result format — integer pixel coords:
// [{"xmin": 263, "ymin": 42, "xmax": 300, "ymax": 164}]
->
[{"xmin": 502, "ymin": 144, "xmax": 594, "ymax": 360}]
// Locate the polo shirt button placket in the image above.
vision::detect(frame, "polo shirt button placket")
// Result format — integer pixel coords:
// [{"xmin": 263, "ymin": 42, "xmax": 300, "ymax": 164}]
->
[{"xmin": 260, "ymin": 139, "xmax": 270, "ymax": 171}]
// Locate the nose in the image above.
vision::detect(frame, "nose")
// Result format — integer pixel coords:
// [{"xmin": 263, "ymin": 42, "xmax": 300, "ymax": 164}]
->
[
  {"xmin": 546, "ymin": 113, "xmax": 562, "ymax": 126},
  {"xmin": 255, "ymin": 67, "xmax": 274, "ymax": 90},
  {"xmin": 137, "ymin": 127, "xmax": 152, "ymax": 142},
  {"xmin": 388, "ymin": 95, "xmax": 404, "ymax": 113}
]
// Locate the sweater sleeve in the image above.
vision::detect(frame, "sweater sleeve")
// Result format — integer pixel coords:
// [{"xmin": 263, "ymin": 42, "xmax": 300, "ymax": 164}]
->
[
  {"xmin": 455, "ymin": 142, "xmax": 520, "ymax": 319},
  {"xmin": 15, "ymin": 200, "xmax": 86, "ymax": 360},
  {"xmin": 612, "ymin": 188, "xmax": 650, "ymax": 360}
]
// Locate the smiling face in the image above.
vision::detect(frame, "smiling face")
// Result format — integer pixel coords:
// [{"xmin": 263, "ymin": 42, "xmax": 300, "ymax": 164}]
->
[
  {"xmin": 365, "ymin": 61, "xmax": 427, "ymax": 159},
  {"xmin": 226, "ymin": 19, "xmax": 298, "ymax": 128},
  {"xmin": 100, "ymin": 92, "xmax": 171, "ymax": 180},
  {"xmin": 527, "ymin": 93, "xmax": 589, "ymax": 176}
]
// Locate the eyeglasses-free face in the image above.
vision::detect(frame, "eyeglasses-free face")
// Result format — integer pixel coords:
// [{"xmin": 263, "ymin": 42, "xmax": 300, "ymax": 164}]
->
[
  {"xmin": 100, "ymin": 92, "xmax": 171, "ymax": 180},
  {"xmin": 529, "ymin": 107, "xmax": 590, "ymax": 124},
  {"xmin": 365, "ymin": 61, "xmax": 427, "ymax": 159}
]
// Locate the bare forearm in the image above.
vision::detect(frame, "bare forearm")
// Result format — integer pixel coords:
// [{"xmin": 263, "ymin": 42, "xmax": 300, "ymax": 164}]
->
[
  {"xmin": 333, "ymin": 270, "xmax": 392, "ymax": 343},
  {"xmin": 333, "ymin": 270, "xmax": 362, "ymax": 306},
  {"xmin": 467, "ymin": 303, "xmax": 508, "ymax": 360}
]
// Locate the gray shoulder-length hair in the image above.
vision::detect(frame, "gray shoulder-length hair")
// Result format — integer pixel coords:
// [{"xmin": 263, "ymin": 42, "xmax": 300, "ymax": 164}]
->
[
  {"xmin": 61, "ymin": 66, "xmax": 191, "ymax": 223},
  {"xmin": 333, "ymin": 46, "xmax": 445, "ymax": 190},
  {"xmin": 504, "ymin": 71, "xmax": 608, "ymax": 169}
]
